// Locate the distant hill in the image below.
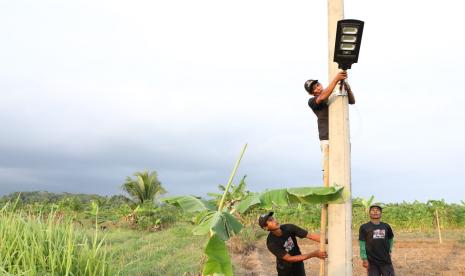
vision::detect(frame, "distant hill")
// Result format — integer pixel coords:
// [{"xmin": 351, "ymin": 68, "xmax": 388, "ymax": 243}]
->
[{"xmin": 0, "ymin": 191, "xmax": 131, "ymax": 206}]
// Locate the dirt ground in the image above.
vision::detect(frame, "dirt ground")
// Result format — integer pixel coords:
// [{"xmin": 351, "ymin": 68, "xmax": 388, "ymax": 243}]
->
[{"xmin": 232, "ymin": 232, "xmax": 465, "ymax": 276}]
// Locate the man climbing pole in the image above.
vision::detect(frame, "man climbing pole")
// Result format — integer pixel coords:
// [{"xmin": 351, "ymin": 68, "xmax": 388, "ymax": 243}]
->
[
  {"xmin": 304, "ymin": 71, "xmax": 356, "ymax": 149},
  {"xmin": 304, "ymin": 72, "xmax": 356, "ymax": 276}
]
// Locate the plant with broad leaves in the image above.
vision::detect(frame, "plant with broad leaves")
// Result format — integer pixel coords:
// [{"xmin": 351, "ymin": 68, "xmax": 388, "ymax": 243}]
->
[{"xmin": 162, "ymin": 144, "xmax": 344, "ymax": 276}]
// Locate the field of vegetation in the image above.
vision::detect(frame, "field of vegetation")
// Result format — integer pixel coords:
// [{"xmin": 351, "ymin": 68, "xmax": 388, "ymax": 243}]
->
[
  {"xmin": 1, "ymin": 168, "xmax": 464, "ymax": 275},
  {"xmin": 1, "ymin": 192, "xmax": 465, "ymax": 275}
]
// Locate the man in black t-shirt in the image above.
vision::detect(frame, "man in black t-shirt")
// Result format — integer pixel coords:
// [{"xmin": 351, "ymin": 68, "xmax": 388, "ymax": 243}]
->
[
  {"xmin": 258, "ymin": 212, "xmax": 327, "ymax": 276},
  {"xmin": 359, "ymin": 204, "xmax": 395, "ymax": 276},
  {"xmin": 304, "ymin": 71, "xmax": 355, "ymax": 147}
]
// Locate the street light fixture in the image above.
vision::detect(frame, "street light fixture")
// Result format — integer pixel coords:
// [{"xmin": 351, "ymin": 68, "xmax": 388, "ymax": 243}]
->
[{"xmin": 333, "ymin": 19, "xmax": 364, "ymax": 70}]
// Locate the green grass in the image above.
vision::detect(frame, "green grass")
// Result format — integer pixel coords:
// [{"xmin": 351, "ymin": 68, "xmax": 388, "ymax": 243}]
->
[
  {"xmin": 0, "ymin": 202, "xmax": 206, "ymax": 276},
  {"xmin": 3, "ymin": 196, "xmax": 464, "ymax": 276},
  {"xmin": 0, "ymin": 204, "xmax": 112, "ymax": 276},
  {"xmin": 104, "ymin": 223, "xmax": 207, "ymax": 276}
]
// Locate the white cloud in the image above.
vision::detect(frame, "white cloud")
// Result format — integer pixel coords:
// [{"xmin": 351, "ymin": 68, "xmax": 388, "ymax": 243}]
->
[{"xmin": 1, "ymin": 0, "xmax": 464, "ymax": 202}]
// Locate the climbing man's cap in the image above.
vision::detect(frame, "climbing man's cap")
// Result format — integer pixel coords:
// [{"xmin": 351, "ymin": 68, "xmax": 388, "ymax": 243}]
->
[{"xmin": 304, "ymin": 79, "xmax": 318, "ymax": 93}]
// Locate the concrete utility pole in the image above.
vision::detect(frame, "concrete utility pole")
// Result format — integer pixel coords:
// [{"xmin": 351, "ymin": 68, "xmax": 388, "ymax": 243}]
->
[
  {"xmin": 319, "ymin": 145, "xmax": 329, "ymax": 276},
  {"xmin": 327, "ymin": 0, "xmax": 353, "ymax": 275}
]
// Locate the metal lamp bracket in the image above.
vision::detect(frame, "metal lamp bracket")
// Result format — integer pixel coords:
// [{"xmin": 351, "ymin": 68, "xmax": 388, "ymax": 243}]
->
[{"xmin": 333, "ymin": 81, "xmax": 348, "ymax": 96}]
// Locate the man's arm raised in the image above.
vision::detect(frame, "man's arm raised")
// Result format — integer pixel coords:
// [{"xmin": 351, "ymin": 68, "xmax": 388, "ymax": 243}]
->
[{"xmin": 315, "ymin": 71, "xmax": 348, "ymax": 105}]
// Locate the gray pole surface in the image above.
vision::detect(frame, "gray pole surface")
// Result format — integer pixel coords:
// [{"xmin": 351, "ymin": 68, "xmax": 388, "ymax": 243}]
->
[
  {"xmin": 319, "ymin": 145, "xmax": 329, "ymax": 276},
  {"xmin": 327, "ymin": 0, "xmax": 353, "ymax": 275}
]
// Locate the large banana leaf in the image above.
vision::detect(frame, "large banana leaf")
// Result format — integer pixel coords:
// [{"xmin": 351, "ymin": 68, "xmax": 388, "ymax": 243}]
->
[
  {"xmin": 203, "ymin": 234, "xmax": 233, "ymax": 276},
  {"xmin": 287, "ymin": 186, "xmax": 344, "ymax": 204},
  {"xmin": 193, "ymin": 210, "xmax": 243, "ymax": 241},
  {"xmin": 236, "ymin": 186, "xmax": 344, "ymax": 213},
  {"xmin": 192, "ymin": 210, "xmax": 214, "ymax": 225},
  {"xmin": 235, "ymin": 192, "xmax": 261, "ymax": 213},
  {"xmin": 214, "ymin": 212, "xmax": 242, "ymax": 240},
  {"xmin": 192, "ymin": 211, "xmax": 216, "ymax": 236},
  {"xmin": 161, "ymin": 195, "xmax": 215, "ymax": 213},
  {"xmin": 260, "ymin": 188, "xmax": 291, "ymax": 208}
]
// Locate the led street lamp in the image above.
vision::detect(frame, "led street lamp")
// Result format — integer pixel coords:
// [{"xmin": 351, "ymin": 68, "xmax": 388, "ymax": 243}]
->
[{"xmin": 333, "ymin": 19, "xmax": 364, "ymax": 70}]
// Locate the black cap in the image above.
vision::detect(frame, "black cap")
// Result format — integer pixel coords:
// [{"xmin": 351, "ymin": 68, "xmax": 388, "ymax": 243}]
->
[
  {"xmin": 258, "ymin": 211, "xmax": 274, "ymax": 228},
  {"xmin": 304, "ymin": 79, "xmax": 318, "ymax": 94},
  {"xmin": 369, "ymin": 203, "xmax": 383, "ymax": 211}
]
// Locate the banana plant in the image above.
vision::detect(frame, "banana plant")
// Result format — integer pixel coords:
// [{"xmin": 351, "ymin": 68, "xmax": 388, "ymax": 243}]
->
[
  {"xmin": 161, "ymin": 144, "xmax": 344, "ymax": 275},
  {"xmin": 163, "ymin": 144, "xmax": 248, "ymax": 275},
  {"xmin": 361, "ymin": 195, "xmax": 375, "ymax": 214},
  {"xmin": 207, "ymin": 175, "xmax": 249, "ymax": 212}
]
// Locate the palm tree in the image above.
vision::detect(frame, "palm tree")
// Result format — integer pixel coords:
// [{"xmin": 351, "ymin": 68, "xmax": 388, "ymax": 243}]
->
[{"xmin": 121, "ymin": 170, "xmax": 166, "ymax": 204}]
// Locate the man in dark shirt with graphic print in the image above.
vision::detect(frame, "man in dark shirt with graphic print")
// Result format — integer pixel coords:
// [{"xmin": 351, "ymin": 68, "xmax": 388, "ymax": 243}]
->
[
  {"xmin": 258, "ymin": 212, "xmax": 327, "ymax": 276},
  {"xmin": 304, "ymin": 71, "xmax": 355, "ymax": 147},
  {"xmin": 359, "ymin": 204, "xmax": 395, "ymax": 276}
]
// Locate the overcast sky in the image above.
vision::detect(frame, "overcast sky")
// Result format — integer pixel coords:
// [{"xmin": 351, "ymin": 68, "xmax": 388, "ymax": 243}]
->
[{"xmin": 1, "ymin": 0, "xmax": 464, "ymax": 203}]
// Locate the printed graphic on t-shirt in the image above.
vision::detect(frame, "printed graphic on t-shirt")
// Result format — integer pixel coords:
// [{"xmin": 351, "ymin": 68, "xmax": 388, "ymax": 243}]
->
[
  {"xmin": 283, "ymin": 237, "xmax": 295, "ymax": 252},
  {"xmin": 373, "ymin": 229, "xmax": 386, "ymax": 239}
]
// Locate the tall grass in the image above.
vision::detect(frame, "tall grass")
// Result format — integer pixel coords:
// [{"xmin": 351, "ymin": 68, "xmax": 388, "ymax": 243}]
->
[
  {"xmin": 106, "ymin": 223, "xmax": 206, "ymax": 275},
  {"xmin": 0, "ymin": 202, "xmax": 114, "ymax": 275}
]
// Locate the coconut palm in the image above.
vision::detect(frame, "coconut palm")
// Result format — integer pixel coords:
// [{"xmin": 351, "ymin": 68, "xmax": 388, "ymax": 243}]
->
[{"xmin": 122, "ymin": 170, "xmax": 166, "ymax": 204}]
